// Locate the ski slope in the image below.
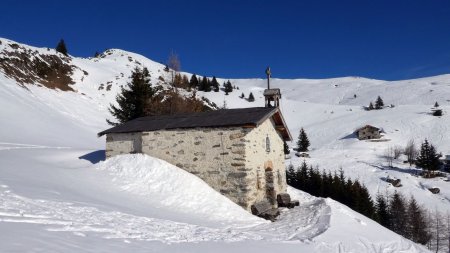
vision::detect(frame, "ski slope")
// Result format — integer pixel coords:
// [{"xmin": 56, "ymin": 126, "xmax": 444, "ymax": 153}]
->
[{"xmin": 0, "ymin": 37, "xmax": 442, "ymax": 252}]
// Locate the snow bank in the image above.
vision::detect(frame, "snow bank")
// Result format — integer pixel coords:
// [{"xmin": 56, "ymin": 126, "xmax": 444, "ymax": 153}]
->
[{"xmin": 94, "ymin": 154, "xmax": 262, "ymax": 224}]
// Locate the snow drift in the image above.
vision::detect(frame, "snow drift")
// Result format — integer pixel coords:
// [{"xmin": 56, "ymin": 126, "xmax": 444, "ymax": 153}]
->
[{"xmin": 94, "ymin": 154, "xmax": 262, "ymax": 224}]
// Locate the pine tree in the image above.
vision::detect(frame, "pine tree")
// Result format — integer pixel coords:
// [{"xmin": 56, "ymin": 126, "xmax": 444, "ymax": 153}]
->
[
  {"xmin": 189, "ymin": 74, "xmax": 199, "ymax": 89},
  {"xmin": 55, "ymin": 39, "xmax": 68, "ymax": 56},
  {"xmin": 283, "ymin": 141, "xmax": 290, "ymax": 155},
  {"xmin": 375, "ymin": 193, "xmax": 390, "ymax": 228},
  {"xmin": 107, "ymin": 67, "xmax": 154, "ymax": 125},
  {"xmin": 296, "ymin": 161, "xmax": 308, "ymax": 191},
  {"xmin": 224, "ymin": 80, "xmax": 233, "ymax": 93},
  {"xmin": 296, "ymin": 128, "xmax": 310, "ymax": 152},
  {"xmin": 389, "ymin": 191, "xmax": 407, "ymax": 236},
  {"xmin": 198, "ymin": 76, "xmax": 208, "ymax": 91},
  {"xmin": 248, "ymin": 92, "xmax": 255, "ymax": 102},
  {"xmin": 375, "ymin": 96, "xmax": 384, "ymax": 109},
  {"xmin": 416, "ymin": 139, "xmax": 440, "ymax": 175},
  {"xmin": 240, "ymin": 92, "xmax": 245, "ymax": 98},
  {"xmin": 368, "ymin": 102, "xmax": 374, "ymax": 110},
  {"xmin": 308, "ymin": 165, "xmax": 321, "ymax": 196},
  {"xmin": 355, "ymin": 182, "xmax": 375, "ymax": 218},
  {"xmin": 204, "ymin": 78, "xmax": 212, "ymax": 92},
  {"xmin": 286, "ymin": 164, "xmax": 296, "ymax": 186},
  {"xmin": 434, "ymin": 101, "xmax": 439, "ymax": 108},
  {"xmin": 211, "ymin": 76, "xmax": 219, "ymax": 92},
  {"xmin": 406, "ymin": 196, "xmax": 430, "ymax": 244}
]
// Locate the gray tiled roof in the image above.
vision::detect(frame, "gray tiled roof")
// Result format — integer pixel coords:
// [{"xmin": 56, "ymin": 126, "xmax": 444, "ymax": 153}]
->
[{"xmin": 98, "ymin": 107, "xmax": 283, "ymax": 137}]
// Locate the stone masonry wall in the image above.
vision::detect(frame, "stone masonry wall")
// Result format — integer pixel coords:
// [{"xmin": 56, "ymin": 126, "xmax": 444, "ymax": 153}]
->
[
  {"xmin": 140, "ymin": 127, "xmax": 255, "ymax": 210},
  {"xmin": 105, "ymin": 132, "xmax": 142, "ymax": 157},
  {"xmin": 244, "ymin": 118, "xmax": 287, "ymax": 207},
  {"xmin": 104, "ymin": 118, "xmax": 288, "ymax": 211}
]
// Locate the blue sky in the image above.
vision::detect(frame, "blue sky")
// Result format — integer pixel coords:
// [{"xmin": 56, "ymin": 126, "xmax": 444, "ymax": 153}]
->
[{"xmin": 2, "ymin": 0, "xmax": 450, "ymax": 80}]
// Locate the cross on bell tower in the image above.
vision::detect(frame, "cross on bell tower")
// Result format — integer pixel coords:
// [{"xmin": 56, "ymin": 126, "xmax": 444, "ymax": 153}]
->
[
  {"xmin": 263, "ymin": 66, "xmax": 281, "ymax": 108},
  {"xmin": 266, "ymin": 66, "xmax": 271, "ymax": 89}
]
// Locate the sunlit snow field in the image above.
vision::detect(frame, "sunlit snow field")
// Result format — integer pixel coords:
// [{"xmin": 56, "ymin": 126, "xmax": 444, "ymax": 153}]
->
[{"xmin": 0, "ymin": 38, "xmax": 443, "ymax": 252}]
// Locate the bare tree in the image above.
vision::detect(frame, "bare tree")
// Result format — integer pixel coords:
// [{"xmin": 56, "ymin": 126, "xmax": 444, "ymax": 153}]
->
[
  {"xmin": 393, "ymin": 145, "xmax": 403, "ymax": 159},
  {"xmin": 446, "ymin": 212, "xmax": 450, "ymax": 253},
  {"xmin": 428, "ymin": 210, "xmax": 446, "ymax": 252},
  {"xmin": 167, "ymin": 50, "xmax": 180, "ymax": 87},
  {"xmin": 404, "ymin": 139, "xmax": 418, "ymax": 166},
  {"xmin": 384, "ymin": 147, "xmax": 395, "ymax": 168}
]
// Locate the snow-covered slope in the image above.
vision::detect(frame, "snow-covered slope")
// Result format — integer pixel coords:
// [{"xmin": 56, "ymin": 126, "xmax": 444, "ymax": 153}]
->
[{"xmin": 0, "ymin": 37, "xmax": 444, "ymax": 252}]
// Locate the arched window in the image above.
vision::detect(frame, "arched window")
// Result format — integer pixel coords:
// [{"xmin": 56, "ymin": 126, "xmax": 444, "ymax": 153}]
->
[{"xmin": 265, "ymin": 136, "xmax": 270, "ymax": 153}]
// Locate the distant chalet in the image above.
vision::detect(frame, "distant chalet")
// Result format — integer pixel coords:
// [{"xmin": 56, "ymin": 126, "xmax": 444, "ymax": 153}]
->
[
  {"xmin": 356, "ymin": 125, "xmax": 381, "ymax": 140},
  {"xmin": 99, "ymin": 107, "xmax": 292, "ymax": 212}
]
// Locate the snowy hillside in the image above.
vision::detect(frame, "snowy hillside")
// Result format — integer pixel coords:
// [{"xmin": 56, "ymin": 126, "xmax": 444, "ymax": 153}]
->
[{"xmin": 0, "ymin": 37, "xmax": 444, "ymax": 252}]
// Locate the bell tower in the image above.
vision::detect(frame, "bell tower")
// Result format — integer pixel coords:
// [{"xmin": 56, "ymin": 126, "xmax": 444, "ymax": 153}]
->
[{"xmin": 263, "ymin": 66, "xmax": 281, "ymax": 107}]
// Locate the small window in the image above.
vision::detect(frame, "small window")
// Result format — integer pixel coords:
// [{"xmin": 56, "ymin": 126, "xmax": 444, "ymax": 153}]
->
[{"xmin": 265, "ymin": 136, "xmax": 270, "ymax": 153}]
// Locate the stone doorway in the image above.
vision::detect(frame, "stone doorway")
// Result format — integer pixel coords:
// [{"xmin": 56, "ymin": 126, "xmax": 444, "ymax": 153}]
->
[{"xmin": 264, "ymin": 161, "xmax": 276, "ymax": 205}]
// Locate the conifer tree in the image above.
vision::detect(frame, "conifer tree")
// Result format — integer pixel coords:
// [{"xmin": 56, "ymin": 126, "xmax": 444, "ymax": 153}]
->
[
  {"xmin": 189, "ymin": 74, "xmax": 199, "ymax": 89},
  {"xmin": 389, "ymin": 191, "xmax": 407, "ymax": 237},
  {"xmin": 211, "ymin": 76, "xmax": 219, "ymax": 92},
  {"xmin": 248, "ymin": 92, "xmax": 255, "ymax": 102},
  {"xmin": 198, "ymin": 76, "xmax": 208, "ymax": 91},
  {"xmin": 406, "ymin": 196, "xmax": 430, "ymax": 244},
  {"xmin": 375, "ymin": 193, "xmax": 390, "ymax": 228},
  {"xmin": 375, "ymin": 96, "xmax": 384, "ymax": 109},
  {"xmin": 107, "ymin": 67, "xmax": 154, "ymax": 125},
  {"xmin": 224, "ymin": 80, "xmax": 233, "ymax": 93},
  {"xmin": 240, "ymin": 92, "xmax": 245, "ymax": 98},
  {"xmin": 296, "ymin": 160, "xmax": 308, "ymax": 191},
  {"xmin": 283, "ymin": 141, "xmax": 290, "ymax": 155},
  {"xmin": 416, "ymin": 139, "xmax": 441, "ymax": 175},
  {"xmin": 286, "ymin": 164, "xmax": 296, "ymax": 186},
  {"xmin": 55, "ymin": 39, "xmax": 68, "ymax": 56},
  {"xmin": 204, "ymin": 78, "xmax": 212, "ymax": 92},
  {"xmin": 296, "ymin": 128, "xmax": 310, "ymax": 152},
  {"xmin": 308, "ymin": 165, "xmax": 321, "ymax": 196},
  {"xmin": 368, "ymin": 102, "xmax": 374, "ymax": 110},
  {"xmin": 354, "ymin": 182, "xmax": 375, "ymax": 218},
  {"xmin": 434, "ymin": 101, "xmax": 439, "ymax": 108}
]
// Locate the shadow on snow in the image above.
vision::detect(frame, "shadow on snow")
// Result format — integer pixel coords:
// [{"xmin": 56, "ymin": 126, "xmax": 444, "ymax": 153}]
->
[{"xmin": 79, "ymin": 150, "xmax": 105, "ymax": 164}]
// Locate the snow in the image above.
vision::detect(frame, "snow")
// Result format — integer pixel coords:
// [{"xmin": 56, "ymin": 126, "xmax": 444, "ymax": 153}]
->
[
  {"xmin": 0, "ymin": 37, "xmax": 438, "ymax": 252},
  {"xmin": 94, "ymin": 154, "xmax": 262, "ymax": 224}
]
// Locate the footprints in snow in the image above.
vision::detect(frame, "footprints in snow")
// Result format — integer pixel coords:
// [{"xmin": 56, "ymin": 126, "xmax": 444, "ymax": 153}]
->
[{"xmin": 0, "ymin": 186, "xmax": 332, "ymax": 244}]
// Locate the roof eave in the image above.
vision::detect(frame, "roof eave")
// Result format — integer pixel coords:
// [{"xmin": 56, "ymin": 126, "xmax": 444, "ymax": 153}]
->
[{"xmin": 270, "ymin": 108, "xmax": 292, "ymax": 141}]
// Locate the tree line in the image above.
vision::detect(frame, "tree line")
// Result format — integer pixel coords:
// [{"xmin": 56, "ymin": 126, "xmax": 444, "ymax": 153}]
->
[
  {"xmin": 285, "ymin": 162, "xmax": 443, "ymax": 247},
  {"xmin": 387, "ymin": 139, "xmax": 442, "ymax": 175}
]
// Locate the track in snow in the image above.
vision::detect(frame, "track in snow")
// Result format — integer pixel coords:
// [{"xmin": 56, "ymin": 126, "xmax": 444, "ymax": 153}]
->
[{"xmin": 0, "ymin": 185, "xmax": 330, "ymax": 244}]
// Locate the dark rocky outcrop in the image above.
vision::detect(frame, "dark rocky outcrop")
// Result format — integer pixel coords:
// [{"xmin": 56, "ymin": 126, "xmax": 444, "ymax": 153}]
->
[{"xmin": 0, "ymin": 42, "xmax": 77, "ymax": 91}]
